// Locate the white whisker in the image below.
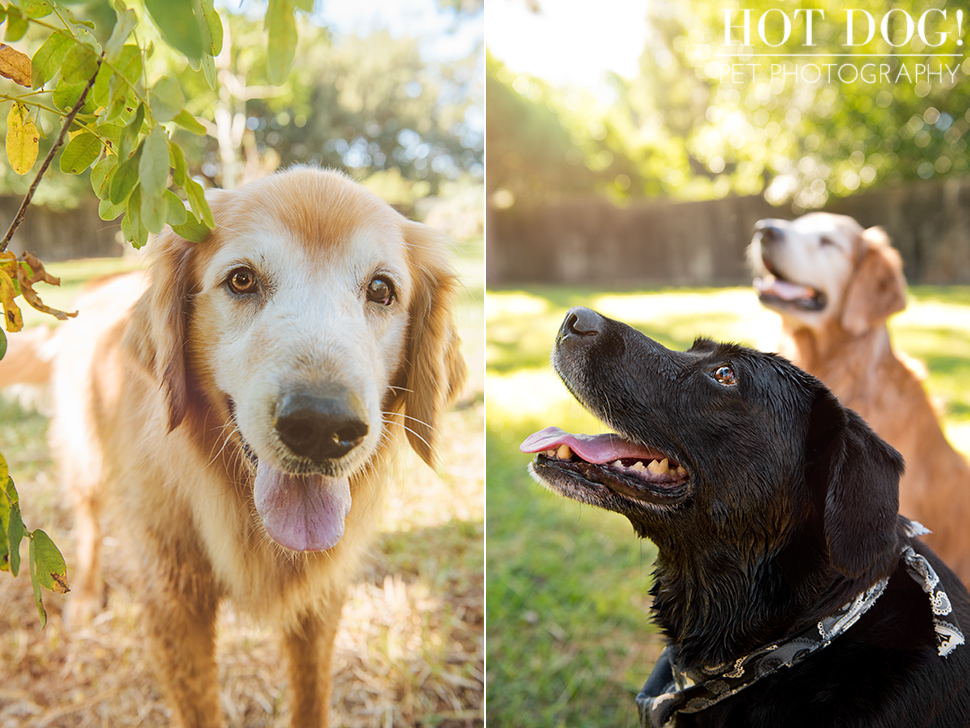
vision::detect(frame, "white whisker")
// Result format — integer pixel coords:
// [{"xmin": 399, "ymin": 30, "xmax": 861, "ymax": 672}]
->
[{"xmin": 383, "ymin": 411, "xmax": 438, "ymax": 434}]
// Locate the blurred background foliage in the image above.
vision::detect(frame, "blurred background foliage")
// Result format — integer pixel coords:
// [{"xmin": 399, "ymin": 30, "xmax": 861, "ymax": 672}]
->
[
  {"xmin": 0, "ymin": 0, "xmax": 484, "ymax": 218},
  {"xmin": 487, "ymin": 0, "xmax": 970, "ymax": 210}
]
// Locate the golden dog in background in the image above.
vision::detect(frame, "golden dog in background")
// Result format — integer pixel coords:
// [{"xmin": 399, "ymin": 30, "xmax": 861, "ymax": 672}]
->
[
  {"xmin": 750, "ymin": 212, "xmax": 970, "ymax": 583},
  {"xmin": 7, "ymin": 167, "xmax": 465, "ymax": 728}
]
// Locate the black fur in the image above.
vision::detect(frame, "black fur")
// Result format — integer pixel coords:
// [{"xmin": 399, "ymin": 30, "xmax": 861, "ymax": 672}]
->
[{"xmin": 531, "ymin": 307, "xmax": 970, "ymax": 726}]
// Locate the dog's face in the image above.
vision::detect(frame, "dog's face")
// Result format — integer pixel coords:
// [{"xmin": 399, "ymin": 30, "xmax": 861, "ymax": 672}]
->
[
  {"xmin": 749, "ymin": 213, "xmax": 906, "ymax": 334},
  {"xmin": 749, "ymin": 213, "xmax": 862, "ymax": 323},
  {"xmin": 133, "ymin": 168, "xmax": 465, "ymax": 553},
  {"xmin": 522, "ymin": 307, "xmax": 901, "ymax": 588}
]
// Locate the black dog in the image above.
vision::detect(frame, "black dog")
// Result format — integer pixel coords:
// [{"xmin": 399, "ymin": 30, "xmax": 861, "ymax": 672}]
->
[{"xmin": 521, "ymin": 307, "xmax": 970, "ymax": 727}]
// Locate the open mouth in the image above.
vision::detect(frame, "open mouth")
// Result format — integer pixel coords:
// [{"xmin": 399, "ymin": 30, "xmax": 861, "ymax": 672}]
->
[
  {"xmin": 226, "ymin": 397, "xmax": 353, "ymax": 553},
  {"xmin": 520, "ymin": 426, "xmax": 690, "ymax": 505},
  {"xmin": 753, "ymin": 254, "xmax": 827, "ymax": 312}
]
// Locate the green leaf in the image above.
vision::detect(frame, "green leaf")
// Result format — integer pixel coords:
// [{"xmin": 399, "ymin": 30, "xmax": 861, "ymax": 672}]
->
[
  {"xmin": 195, "ymin": 0, "xmax": 223, "ymax": 56},
  {"xmin": 7, "ymin": 496, "xmax": 24, "ymax": 577},
  {"xmin": 61, "ymin": 44, "xmax": 100, "ymax": 85},
  {"xmin": 140, "ymin": 126, "xmax": 171, "ymax": 234},
  {"xmin": 0, "ymin": 453, "xmax": 7, "ymax": 492},
  {"xmin": 110, "ymin": 143, "xmax": 142, "ymax": 204},
  {"xmin": 0, "ymin": 484, "xmax": 9, "ymax": 573},
  {"xmin": 31, "ymin": 31, "xmax": 72, "ymax": 90},
  {"xmin": 119, "ymin": 102, "xmax": 145, "ymax": 161},
  {"xmin": 200, "ymin": 52, "xmax": 216, "ymax": 89},
  {"xmin": 266, "ymin": 0, "xmax": 297, "ymax": 85},
  {"xmin": 169, "ymin": 138, "xmax": 187, "ymax": 186},
  {"xmin": 125, "ymin": 184, "xmax": 142, "ymax": 235},
  {"xmin": 173, "ymin": 109, "xmax": 206, "ymax": 136},
  {"xmin": 145, "ymin": 0, "xmax": 205, "ymax": 62},
  {"xmin": 27, "ymin": 537, "xmax": 46, "ymax": 628},
  {"xmin": 5, "ymin": 7, "xmax": 28, "ymax": 43},
  {"xmin": 165, "ymin": 189, "xmax": 187, "ymax": 226},
  {"xmin": 51, "ymin": 80, "xmax": 87, "ymax": 112},
  {"xmin": 0, "ymin": 328, "xmax": 5, "ymax": 361},
  {"xmin": 21, "ymin": 0, "xmax": 54, "ymax": 19},
  {"xmin": 149, "ymin": 77, "xmax": 184, "ymax": 123},
  {"xmin": 183, "ymin": 175, "xmax": 214, "ymax": 228},
  {"xmin": 172, "ymin": 211, "xmax": 211, "ymax": 243},
  {"xmin": 139, "ymin": 125, "xmax": 169, "ymax": 199},
  {"xmin": 90, "ymin": 155, "xmax": 116, "ymax": 199},
  {"xmin": 122, "ymin": 185, "xmax": 150, "ymax": 248},
  {"xmin": 293, "ymin": 0, "xmax": 313, "ymax": 11},
  {"xmin": 60, "ymin": 132, "xmax": 101, "ymax": 174},
  {"xmin": 105, "ymin": 6, "xmax": 139, "ymax": 63},
  {"xmin": 98, "ymin": 196, "xmax": 125, "ymax": 221},
  {"xmin": 94, "ymin": 44, "xmax": 141, "ymax": 114},
  {"xmin": 141, "ymin": 186, "xmax": 167, "ymax": 235},
  {"xmin": 30, "ymin": 530, "xmax": 69, "ymax": 594}
]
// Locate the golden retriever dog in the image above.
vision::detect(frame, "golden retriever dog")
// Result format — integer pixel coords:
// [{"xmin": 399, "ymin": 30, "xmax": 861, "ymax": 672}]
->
[
  {"xmin": 0, "ymin": 325, "xmax": 56, "ymax": 387},
  {"xmin": 750, "ymin": 211, "xmax": 970, "ymax": 583},
  {"xmin": 50, "ymin": 167, "xmax": 466, "ymax": 727}
]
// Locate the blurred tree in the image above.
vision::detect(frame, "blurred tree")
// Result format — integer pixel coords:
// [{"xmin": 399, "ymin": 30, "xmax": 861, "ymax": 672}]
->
[
  {"xmin": 1, "ymin": 5, "xmax": 483, "ymax": 199},
  {"xmin": 638, "ymin": 0, "xmax": 970, "ymax": 207},
  {"xmin": 487, "ymin": 0, "xmax": 970, "ymax": 208},
  {"xmin": 486, "ymin": 51, "xmax": 646, "ymax": 206},
  {"xmin": 243, "ymin": 23, "xmax": 483, "ymax": 198}
]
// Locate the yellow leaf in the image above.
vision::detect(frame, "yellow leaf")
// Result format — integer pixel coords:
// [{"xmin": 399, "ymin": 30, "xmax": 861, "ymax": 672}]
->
[
  {"xmin": 0, "ymin": 44, "xmax": 31, "ymax": 88},
  {"xmin": 0, "ymin": 267, "xmax": 23, "ymax": 333},
  {"xmin": 14, "ymin": 253, "xmax": 76, "ymax": 321},
  {"xmin": 6, "ymin": 102, "xmax": 39, "ymax": 175}
]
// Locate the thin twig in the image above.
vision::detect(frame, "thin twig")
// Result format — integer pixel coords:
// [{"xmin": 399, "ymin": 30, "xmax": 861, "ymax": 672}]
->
[{"xmin": 0, "ymin": 56, "xmax": 104, "ymax": 255}]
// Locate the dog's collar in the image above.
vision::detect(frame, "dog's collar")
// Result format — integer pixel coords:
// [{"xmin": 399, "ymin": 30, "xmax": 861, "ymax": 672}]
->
[{"xmin": 637, "ymin": 527, "xmax": 966, "ymax": 728}]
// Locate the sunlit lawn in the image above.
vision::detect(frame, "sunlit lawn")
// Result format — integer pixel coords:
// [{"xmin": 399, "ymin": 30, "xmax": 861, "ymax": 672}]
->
[{"xmin": 485, "ymin": 284, "xmax": 970, "ymax": 728}]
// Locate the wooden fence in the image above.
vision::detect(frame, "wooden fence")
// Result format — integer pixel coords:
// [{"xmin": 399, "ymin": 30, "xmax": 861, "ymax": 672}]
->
[{"xmin": 487, "ymin": 178, "xmax": 970, "ymax": 286}]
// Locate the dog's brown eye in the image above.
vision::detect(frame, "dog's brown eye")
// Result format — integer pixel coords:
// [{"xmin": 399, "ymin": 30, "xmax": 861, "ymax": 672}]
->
[
  {"xmin": 228, "ymin": 267, "xmax": 258, "ymax": 295},
  {"xmin": 366, "ymin": 276, "xmax": 395, "ymax": 306},
  {"xmin": 713, "ymin": 365, "xmax": 737, "ymax": 387}
]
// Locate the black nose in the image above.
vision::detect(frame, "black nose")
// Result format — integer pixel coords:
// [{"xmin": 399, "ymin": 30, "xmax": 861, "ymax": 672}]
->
[
  {"xmin": 754, "ymin": 221, "xmax": 783, "ymax": 245},
  {"xmin": 558, "ymin": 306, "xmax": 603, "ymax": 344},
  {"xmin": 275, "ymin": 388, "xmax": 368, "ymax": 462}
]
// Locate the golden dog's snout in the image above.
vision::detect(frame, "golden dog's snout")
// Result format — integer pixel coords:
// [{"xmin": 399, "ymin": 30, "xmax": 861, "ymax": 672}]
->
[{"xmin": 274, "ymin": 386, "xmax": 369, "ymax": 462}]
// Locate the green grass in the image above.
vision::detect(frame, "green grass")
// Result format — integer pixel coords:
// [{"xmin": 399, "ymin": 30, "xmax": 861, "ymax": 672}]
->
[{"xmin": 485, "ymin": 284, "xmax": 970, "ymax": 727}]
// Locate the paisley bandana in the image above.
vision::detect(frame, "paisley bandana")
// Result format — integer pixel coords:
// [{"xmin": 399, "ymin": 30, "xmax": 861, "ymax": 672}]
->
[{"xmin": 637, "ymin": 526, "xmax": 965, "ymax": 728}]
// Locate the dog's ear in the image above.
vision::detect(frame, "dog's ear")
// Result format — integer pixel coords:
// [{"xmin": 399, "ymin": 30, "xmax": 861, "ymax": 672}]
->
[
  {"xmin": 400, "ymin": 220, "xmax": 467, "ymax": 468},
  {"xmin": 125, "ymin": 228, "xmax": 194, "ymax": 431},
  {"xmin": 841, "ymin": 227, "xmax": 906, "ymax": 335},
  {"xmin": 807, "ymin": 388, "xmax": 902, "ymax": 580}
]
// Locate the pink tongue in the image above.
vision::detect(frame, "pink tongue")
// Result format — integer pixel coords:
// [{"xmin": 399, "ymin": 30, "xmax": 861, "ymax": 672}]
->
[
  {"xmin": 520, "ymin": 426, "xmax": 661, "ymax": 464},
  {"xmin": 253, "ymin": 461, "xmax": 352, "ymax": 552},
  {"xmin": 754, "ymin": 276, "xmax": 817, "ymax": 302}
]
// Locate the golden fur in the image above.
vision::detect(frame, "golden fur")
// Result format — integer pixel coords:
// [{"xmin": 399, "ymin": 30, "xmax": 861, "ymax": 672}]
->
[
  {"xmin": 751, "ymin": 212, "xmax": 970, "ymax": 583},
  {"xmin": 48, "ymin": 168, "xmax": 465, "ymax": 727},
  {"xmin": 0, "ymin": 324, "xmax": 56, "ymax": 388}
]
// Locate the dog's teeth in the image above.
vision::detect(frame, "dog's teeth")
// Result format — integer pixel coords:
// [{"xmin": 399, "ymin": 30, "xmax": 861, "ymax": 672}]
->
[
  {"xmin": 675, "ymin": 465, "xmax": 688, "ymax": 477},
  {"xmin": 556, "ymin": 444, "xmax": 574, "ymax": 460},
  {"xmin": 648, "ymin": 458, "xmax": 671, "ymax": 475},
  {"xmin": 612, "ymin": 460, "xmax": 623, "ymax": 467},
  {"xmin": 631, "ymin": 461, "xmax": 646, "ymax": 472},
  {"xmin": 544, "ymin": 449, "xmax": 556, "ymax": 458}
]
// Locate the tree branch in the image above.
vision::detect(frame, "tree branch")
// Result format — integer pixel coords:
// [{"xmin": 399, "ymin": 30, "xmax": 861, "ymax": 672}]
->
[{"xmin": 0, "ymin": 57, "xmax": 104, "ymax": 256}]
